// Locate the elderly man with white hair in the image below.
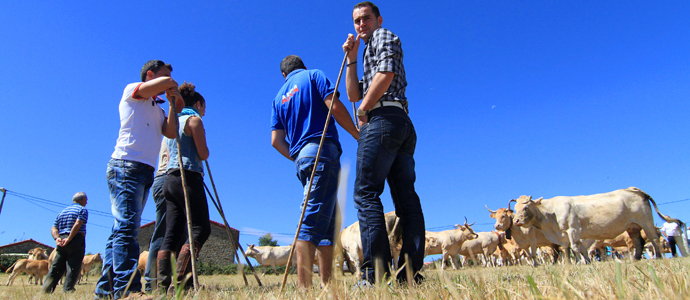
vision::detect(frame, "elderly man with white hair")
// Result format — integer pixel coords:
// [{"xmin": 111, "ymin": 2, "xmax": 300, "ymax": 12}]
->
[{"xmin": 42, "ymin": 192, "xmax": 89, "ymax": 293}]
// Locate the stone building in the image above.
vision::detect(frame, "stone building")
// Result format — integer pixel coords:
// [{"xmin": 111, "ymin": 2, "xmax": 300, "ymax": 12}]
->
[
  {"xmin": 0, "ymin": 239, "xmax": 54, "ymax": 256},
  {"xmin": 137, "ymin": 220, "xmax": 240, "ymax": 266}
]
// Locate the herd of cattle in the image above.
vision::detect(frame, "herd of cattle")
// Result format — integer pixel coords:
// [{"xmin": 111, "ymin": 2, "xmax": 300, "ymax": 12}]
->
[
  {"xmin": 244, "ymin": 187, "xmax": 686, "ymax": 276},
  {"xmin": 3, "ymin": 187, "xmax": 683, "ymax": 285},
  {"xmin": 4, "ymin": 248, "xmax": 102, "ymax": 286}
]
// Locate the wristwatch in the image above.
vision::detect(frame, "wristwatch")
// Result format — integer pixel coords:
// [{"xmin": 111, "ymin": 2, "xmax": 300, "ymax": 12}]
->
[{"xmin": 356, "ymin": 108, "xmax": 368, "ymax": 116}]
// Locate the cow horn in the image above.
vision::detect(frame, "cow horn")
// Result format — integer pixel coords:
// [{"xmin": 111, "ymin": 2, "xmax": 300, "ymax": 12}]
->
[
  {"xmin": 521, "ymin": 196, "xmax": 531, "ymax": 204},
  {"xmin": 508, "ymin": 199, "xmax": 516, "ymax": 211},
  {"xmin": 454, "ymin": 224, "xmax": 461, "ymax": 229},
  {"xmin": 469, "ymin": 221, "xmax": 475, "ymax": 226},
  {"xmin": 464, "ymin": 216, "xmax": 469, "ymax": 227},
  {"xmin": 486, "ymin": 205, "xmax": 497, "ymax": 214}
]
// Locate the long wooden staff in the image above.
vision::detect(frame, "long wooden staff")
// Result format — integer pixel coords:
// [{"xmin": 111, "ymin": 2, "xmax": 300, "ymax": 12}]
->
[
  {"xmin": 279, "ymin": 50, "xmax": 350, "ymax": 293},
  {"xmin": 168, "ymin": 97, "xmax": 200, "ymax": 290},
  {"xmin": 203, "ymin": 160, "xmax": 263, "ymax": 286}
]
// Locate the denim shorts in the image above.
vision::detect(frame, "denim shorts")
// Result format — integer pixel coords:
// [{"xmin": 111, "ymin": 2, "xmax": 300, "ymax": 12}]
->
[{"xmin": 294, "ymin": 139, "xmax": 341, "ymax": 246}]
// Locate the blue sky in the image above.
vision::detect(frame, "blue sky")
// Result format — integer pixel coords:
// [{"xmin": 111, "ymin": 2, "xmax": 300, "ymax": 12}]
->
[{"xmin": 1, "ymin": 1, "xmax": 689, "ymax": 264}]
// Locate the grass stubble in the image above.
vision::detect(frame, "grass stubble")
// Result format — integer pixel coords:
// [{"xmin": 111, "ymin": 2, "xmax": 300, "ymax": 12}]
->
[{"xmin": 0, "ymin": 257, "xmax": 688, "ymax": 299}]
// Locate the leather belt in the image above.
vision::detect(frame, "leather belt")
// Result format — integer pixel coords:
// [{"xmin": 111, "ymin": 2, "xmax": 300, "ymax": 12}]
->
[{"xmin": 370, "ymin": 101, "xmax": 404, "ymax": 112}]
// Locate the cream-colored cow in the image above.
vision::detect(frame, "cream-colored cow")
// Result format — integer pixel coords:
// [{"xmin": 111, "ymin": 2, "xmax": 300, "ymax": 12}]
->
[
  {"xmin": 424, "ymin": 218, "xmax": 478, "ymax": 270},
  {"xmin": 79, "ymin": 253, "xmax": 103, "ymax": 283}
]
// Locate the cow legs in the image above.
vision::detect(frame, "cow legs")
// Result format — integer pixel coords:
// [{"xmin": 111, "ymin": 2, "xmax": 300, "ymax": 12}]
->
[
  {"xmin": 627, "ymin": 228, "xmax": 644, "ymax": 260},
  {"xmin": 640, "ymin": 224, "xmax": 663, "ymax": 259}
]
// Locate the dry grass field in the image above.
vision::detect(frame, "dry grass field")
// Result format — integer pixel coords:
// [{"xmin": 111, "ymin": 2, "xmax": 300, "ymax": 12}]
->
[{"xmin": 0, "ymin": 257, "xmax": 688, "ymax": 299}]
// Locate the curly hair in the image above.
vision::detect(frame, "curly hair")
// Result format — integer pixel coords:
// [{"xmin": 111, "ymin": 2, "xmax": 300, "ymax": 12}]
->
[{"xmin": 179, "ymin": 82, "xmax": 205, "ymax": 107}]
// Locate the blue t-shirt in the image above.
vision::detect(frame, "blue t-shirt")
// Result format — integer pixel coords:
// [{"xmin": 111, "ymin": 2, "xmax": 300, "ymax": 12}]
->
[
  {"xmin": 54, "ymin": 203, "xmax": 88, "ymax": 235},
  {"xmin": 271, "ymin": 69, "xmax": 341, "ymax": 157}
]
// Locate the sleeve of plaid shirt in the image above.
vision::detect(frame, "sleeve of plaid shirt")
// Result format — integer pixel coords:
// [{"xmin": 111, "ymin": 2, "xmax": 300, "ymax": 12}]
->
[{"xmin": 371, "ymin": 29, "xmax": 404, "ymax": 76}]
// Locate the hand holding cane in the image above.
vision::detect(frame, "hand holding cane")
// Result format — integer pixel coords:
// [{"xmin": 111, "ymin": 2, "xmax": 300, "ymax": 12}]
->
[{"xmin": 279, "ymin": 50, "xmax": 350, "ymax": 293}]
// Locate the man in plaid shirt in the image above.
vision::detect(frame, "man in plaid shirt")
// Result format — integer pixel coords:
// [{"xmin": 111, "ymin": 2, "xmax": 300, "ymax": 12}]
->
[
  {"xmin": 42, "ymin": 192, "xmax": 88, "ymax": 293},
  {"xmin": 343, "ymin": 1, "xmax": 425, "ymax": 285}
]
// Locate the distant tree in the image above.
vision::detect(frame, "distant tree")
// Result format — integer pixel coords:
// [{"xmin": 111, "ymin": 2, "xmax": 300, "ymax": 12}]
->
[{"xmin": 258, "ymin": 233, "xmax": 278, "ymax": 246}]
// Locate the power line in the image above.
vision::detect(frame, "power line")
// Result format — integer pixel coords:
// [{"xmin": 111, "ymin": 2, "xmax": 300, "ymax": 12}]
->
[{"xmin": 3, "ymin": 189, "xmax": 153, "ymax": 226}]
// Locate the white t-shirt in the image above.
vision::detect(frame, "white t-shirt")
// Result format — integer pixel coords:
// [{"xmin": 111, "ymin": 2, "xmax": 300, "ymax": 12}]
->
[
  {"xmin": 661, "ymin": 222, "xmax": 680, "ymax": 237},
  {"xmin": 111, "ymin": 82, "xmax": 165, "ymax": 167}
]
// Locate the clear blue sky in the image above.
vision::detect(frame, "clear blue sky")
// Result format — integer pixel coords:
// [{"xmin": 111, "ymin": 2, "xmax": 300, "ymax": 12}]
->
[{"xmin": 1, "ymin": 1, "xmax": 689, "ymax": 263}]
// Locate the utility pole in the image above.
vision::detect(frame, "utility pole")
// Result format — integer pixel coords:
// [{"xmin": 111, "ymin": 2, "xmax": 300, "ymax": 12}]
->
[{"xmin": 0, "ymin": 188, "xmax": 6, "ymax": 218}]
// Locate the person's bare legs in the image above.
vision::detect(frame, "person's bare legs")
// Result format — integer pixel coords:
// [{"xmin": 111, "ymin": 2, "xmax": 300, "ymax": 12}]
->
[
  {"xmin": 317, "ymin": 245, "xmax": 333, "ymax": 287},
  {"xmin": 296, "ymin": 241, "xmax": 316, "ymax": 289}
]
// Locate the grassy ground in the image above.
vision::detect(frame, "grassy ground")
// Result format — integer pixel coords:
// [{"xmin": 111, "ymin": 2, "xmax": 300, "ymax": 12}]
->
[{"xmin": 0, "ymin": 257, "xmax": 688, "ymax": 299}]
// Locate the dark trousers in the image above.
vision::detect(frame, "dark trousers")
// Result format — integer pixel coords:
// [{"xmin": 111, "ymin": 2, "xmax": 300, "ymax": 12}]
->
[
  {"xmin": 354, "ymin": 107, "xmax": 426, "ymax": 283},
  {"xmin": 161, "ymin": 170, "xmax": 211, "ymax": 252},
  {"xmin": 42, "ymin": 234, "xmax": 85, "ymax": 293},
  {"xmin": 669, "ymin": 236, "xmax": 678, "ymax": 257}
]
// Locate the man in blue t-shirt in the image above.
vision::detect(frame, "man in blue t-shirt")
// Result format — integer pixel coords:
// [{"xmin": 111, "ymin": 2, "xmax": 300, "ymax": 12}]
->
[
  {"xmin": 271, "ymin": 55, "xmax": 358, "ymax": 288},
  {"xmin": 42, "ymin": 192, "xmax": 88, "ymax": 293}
]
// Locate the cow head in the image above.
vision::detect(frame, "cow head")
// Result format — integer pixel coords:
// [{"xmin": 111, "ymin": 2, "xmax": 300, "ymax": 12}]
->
[
  {"xmin": 244, "ymin": 244, "xmax": 259, "ymax": 259},
  {"xmin": 513, "ymin": 196, "xmax": 543, "ymax": 227},
  {"xmin": 486, "ymin": 205, "xmax": 514, "ymax": 232},
  {"xmin": 454, "ymin": 217, "xmax": 479, "ymax": 241},
  {"xmin": 93, "ymin": 253, "xmax": 103, "ymax": 263},
  {"xmin": 28, "ymin": 248, "xmax": 47, "ymax": 260}
]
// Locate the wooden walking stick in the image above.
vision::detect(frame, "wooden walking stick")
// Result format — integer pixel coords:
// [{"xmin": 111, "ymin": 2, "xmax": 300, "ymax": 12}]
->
[
  {"xmin": 279, "ymin": 50, "xmax": 350, "ymax": 293},
  {"xmin": 202, "ymin": 182, "xmax": 249, "ymax": 286},
  {"xmin": 202, "ymin": 161, "xmax": 263, "ymax": 286},
  {"xmin": 168, "ymin": 97, "xmax": 200, "ymax": 291}
]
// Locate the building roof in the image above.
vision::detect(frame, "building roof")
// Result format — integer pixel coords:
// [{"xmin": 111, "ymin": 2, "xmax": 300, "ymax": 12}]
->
[
  {"xmin": 0, "ymin": 239, "xmax": 55, "ymax": 252},
  {"xmin": 140, "ymin": 220, "xmax": 239, "ymax": 233}
]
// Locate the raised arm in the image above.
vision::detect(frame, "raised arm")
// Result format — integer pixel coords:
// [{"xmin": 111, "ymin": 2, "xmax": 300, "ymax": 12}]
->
[
  {"xmin": 133, "ymin": 77, "xmax": 178, "ymax": 100},
  {"xmin": 162, "ymin": 89, "xmax": 185, "ymax": 139},
  {"xmin": 324, "ymin": 93, "xmax": 359, "ymax": 140},
  {"xmin": 343, "ymin": 34, "xmax": 361, "ymax": 104}
]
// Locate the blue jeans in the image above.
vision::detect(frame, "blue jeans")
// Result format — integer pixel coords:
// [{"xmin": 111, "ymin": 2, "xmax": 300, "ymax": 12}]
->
[
  {"xmin": 295, "ymin": 139, "xmax": 341, "ymax": 246},
  {"xmin": 354, "ymin": 107, "xmax": 425, "ymax": 283},
  {"xmin": 95, "ymin": 159, "xmax": 153, "ymax": 299},
  {"xmin": 144, "ymin": 174, "xmax": 166, "ymax": 291}
]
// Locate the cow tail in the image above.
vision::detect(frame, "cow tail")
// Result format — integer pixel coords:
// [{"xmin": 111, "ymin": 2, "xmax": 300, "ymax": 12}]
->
[
  {"xmin": 5, "ymin": 261, "xmax": 17, "ymax": 273},
  {"xmin": 646, "ymin": 193, "xmax": 681, "ymax": 224}
]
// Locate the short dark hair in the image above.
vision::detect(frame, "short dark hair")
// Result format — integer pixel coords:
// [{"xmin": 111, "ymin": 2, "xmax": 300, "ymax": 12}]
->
[
  {"xmin": 280, "ymin": 55, "xmax": 306, "ymax": 76},
  {"xmin": 179, "ymin": 82, "xmax": 205, "ymax": 107},
  {"xmin": 354, "ymin": 1, "xmax": 380, "ymax": 18},
  {"xmin": 140, "ymin": 60, "xmax": 172, "ymax": 82}
]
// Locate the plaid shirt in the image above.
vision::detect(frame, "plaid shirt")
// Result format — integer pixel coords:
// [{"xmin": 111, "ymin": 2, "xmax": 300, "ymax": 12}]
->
[
  {"xmin": 54, "ymin": 203, "xmax": 88, "ymax": 235},
  {"xmin": 362, "ymin": 27, "xmax": 408, "ymax": 111}
]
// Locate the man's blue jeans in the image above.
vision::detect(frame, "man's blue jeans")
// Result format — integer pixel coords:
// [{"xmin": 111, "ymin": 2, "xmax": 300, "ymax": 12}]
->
[
  {"xmin": 144, "ymin": 174, "xmax": 166, "ymax": 291},
  {"xmin": 295, "ymin": 139, "xmax": 341, "ymax": 246},
  {"xmin": 95, "ymin": 159, "xmax": 152, "ymax": 299},
  {"xmin": 354, "ymin": 106, "xmax": 425, "ymax": 283}
]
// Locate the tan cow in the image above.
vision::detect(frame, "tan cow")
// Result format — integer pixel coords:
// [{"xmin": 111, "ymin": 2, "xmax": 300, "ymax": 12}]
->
[
  {"xmin": 336, "ymin": 211, "xmax": 402, "ymax": 277},
  {"xmin": 244, "ymin": 244, "xmax": 296, "ymax": 276},
  {"xmin": 493, "ymin": 233, "xmax": 526, "ymax": 266},
  {"xmin": 513, "ymin": 187, "xmax": 677, "ymax": 262},
  {"xmin": 589, "ymin": 225, "xmax": 665, "ymax": 260},
  {"xmin": 423, "ymin": 218, "xmax": 478, "ymax": 270},
  {"xmin": 27, "ymin": 248, "xmax": 48, "ymax": 284},
  {"xmin": 487, "ymin": 200, "xmax": 561, "ymax": 266},
  {"xmin": 6, "ymin": 259, "xmax": 50, "ymax": 286},
  {"xmin": 138, "ymin": 251, "xmax": 148, "ymax": 275},
  {"xmin": 79, "ymin": 253, "xmax": 103, "ymax": 283}
]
